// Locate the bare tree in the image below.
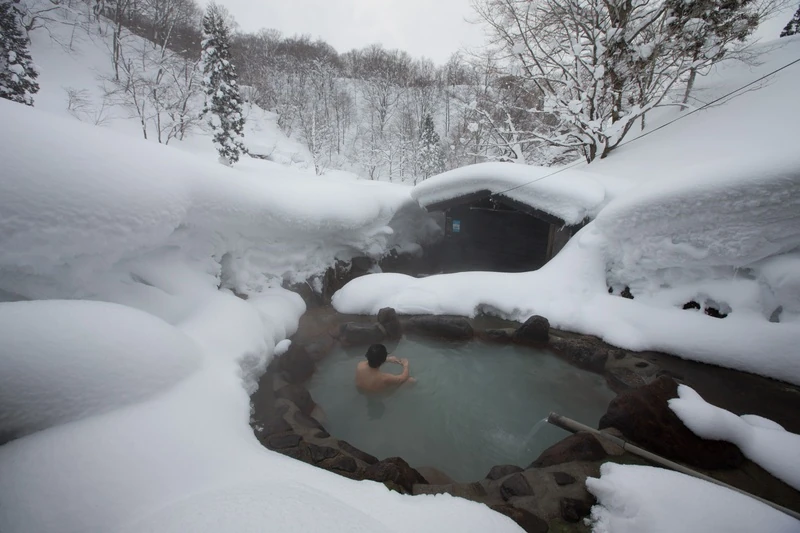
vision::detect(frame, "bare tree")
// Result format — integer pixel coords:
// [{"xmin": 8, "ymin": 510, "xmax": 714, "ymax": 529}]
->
[{"xmin": 470, "ymin": 0, "xmax": 766, "ymax": 162}]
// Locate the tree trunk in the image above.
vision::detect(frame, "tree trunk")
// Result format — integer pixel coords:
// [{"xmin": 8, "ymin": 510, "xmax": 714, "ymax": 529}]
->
[{"xmin": 682, "ymin": 67, "xmax": 697, "ymax": 105}]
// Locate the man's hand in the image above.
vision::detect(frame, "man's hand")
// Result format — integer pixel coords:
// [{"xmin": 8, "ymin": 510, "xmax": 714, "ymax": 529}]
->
[{"xmin": 386, "ymin": 355, "xmax": 402, "ymax": 365}]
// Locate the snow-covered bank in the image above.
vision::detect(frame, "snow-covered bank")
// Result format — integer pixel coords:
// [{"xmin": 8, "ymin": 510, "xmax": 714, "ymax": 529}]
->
[
  {"xmin": 586, "ymin": 464, "xmax": 800, "ymax": 533},
  {"xmin": 333, "ymin": 225, "xmax": 800, "ymax": 384},
  {"xmin": 670, "ymin": 385, "xmax": 800, "ymax": 491},
  {"xmin": 0, "ymin": 99, "xmax": 431, "ymax": 300},
  {"xmin": 0, "ymin": 99, "xmax": 519, "ymax": 532},
  {"xmin": 587, "ymin": 388, "xmax": 800, "ymax": 532}
]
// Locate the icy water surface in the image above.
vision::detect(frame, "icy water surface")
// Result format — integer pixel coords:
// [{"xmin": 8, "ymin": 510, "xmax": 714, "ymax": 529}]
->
[{"xmin": 308, "ymin": 336, "xmax": 616, "ymax": 482}]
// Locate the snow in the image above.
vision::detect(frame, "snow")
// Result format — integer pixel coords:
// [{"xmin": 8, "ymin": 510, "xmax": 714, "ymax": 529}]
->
[
  {"xmin": 0, "ymin": 100, "xmax": 432, "ymax": 298},
  {"xmin": 0, "ymin": 100, "xmax": 518, "ymax": 532},
  {"xmin": 274, "ymin": 338, "xmax": 292, "ymax": 356},
  {"xmin": 0, "ymin": 300, "xmax": 200, "ymax": 442},
  {"xmin": 586, "ymin": 464, "xmax": 800, "ymax": 533},
  {"xmin": 756, "ymin": 252, "xmax": 800, "ymax": 321},
  {"xmin": 669, "ymin": 385, "xmax": 800, "ymax": 491},
  {"xmin": 410, "ymin": 162, "xmax": 613, "ymax": 225}
]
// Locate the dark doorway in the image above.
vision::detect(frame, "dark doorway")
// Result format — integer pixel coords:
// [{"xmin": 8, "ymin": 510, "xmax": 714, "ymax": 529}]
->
[{"xmin": 440, "ymin": 200, "xmax": 551, "ymax": 273}]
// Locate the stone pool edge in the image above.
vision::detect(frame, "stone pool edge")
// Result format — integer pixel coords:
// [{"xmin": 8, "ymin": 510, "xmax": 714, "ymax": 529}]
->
[{"xmin": 249, "ymin": 308, "xmax": 800, "ymax": 533}]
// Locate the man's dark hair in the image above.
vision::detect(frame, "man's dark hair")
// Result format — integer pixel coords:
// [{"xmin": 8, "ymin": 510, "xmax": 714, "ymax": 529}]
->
[{"xmin": 365, "ymin": 344, "xmax": 388, "ymax": 368}]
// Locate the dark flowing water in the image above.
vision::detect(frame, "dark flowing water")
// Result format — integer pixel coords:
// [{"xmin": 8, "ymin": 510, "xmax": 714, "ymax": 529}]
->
[{"xmin": 308, "ymin": 336, "xmax": 615, "ymax": 482}]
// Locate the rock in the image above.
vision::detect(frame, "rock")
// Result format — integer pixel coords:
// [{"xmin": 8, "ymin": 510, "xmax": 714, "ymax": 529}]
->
[
  {"xmin": 683, "ymin": 301, "xmax": 701, "ymax": 310},
  {"xmin": 500, "ymin": 472, "xmax": 534, "ymax": 501},
  {"xmin": 314, "ymin": 430, "xmax": 330, "ymax": 439},
  {"xmin": 293, "ymin": 410, "xmax": 326, "ymax": 432},
  {"xmin": 338, "ymin": 440, "xmax": 379, "ymax": 465},
  {"xmin": 512, "ymin": 315, "xmax": 550, "ymax": 345},
  {"xmin": 704, "ymin": 306, "xmax": 728, "ymax": 319},
  {"xmin": 599, "ymin": 376, "xmax": 744, "ymax": 469},
  {"xmin": 481, "ymin": 328, "xmax": 515, "ymax": 343},
  {"xmin": 487, "ymin": 464, "xmax": 524, "ymax": 480},
  {"xmin": 279, "ymin": 345, "xmax": 315, "ymax": 384},
  {"xmin": 552, "ymin": 472, "xmax": 576, "ymax": 486},
  {"xmin": 490, "ymin": 505, "xmax": 549, "ymax": 533},
  {"xmin": 321, "ymin": 454, "xmax": 359, "ymax": 474},
  {"xmin": 339, "ymin": 322, "xmax": 386, "ymax": 346},
  {"xmin": 405, "ymin": 316, "xmax": 473, "ymax": 341},
  {"xmin": 607, "ymin": 366, "xmax": 648, "ymax": 390},
  {"xmin": 377, "ymin": 307, "xmax": 402, "ymax": 339},
  {"xmin": 282, "ymin": 280, "xmax": 319, "ymax": 307},
  {"xmin": 620, "ymin": 287, "xmax": 634, "ymax": 299},
  {"xmin": 276, "ymin": 384, "xmax": 315, "ymax": 416},
  {"xmin": 529, "ymin": 432, "xmax": 607, "ymax": 468},
  {"xmin": 321, "ymin": 258, "xmax": 374, "ymax": 303},
  {"xmin": 416, "ymin": 466, "xmax": 456, "ymax": 485},
  {"xmin": 305, "ymin": 338, "xmax": 335, "ymax": 362},
  {"xmin": 560, "ymin": 497, "xmax": 594, "ymax": 523},
  {"xmin": 280, "ymin": 444, "xmax": 312, "ymax": 463},
  {"xmin": 266, "ymin": 432, "xmax": 302, "ymax": 450},
  {"xmin": 450, "ymin": 482, "xmax": 487, "ymax": 501},
  {"xmin": 261, "ymin": 414, "xmax": 292, "ymax": 437},
  {"xmin": 363, "ymin": 457, "xmax": 428, "ymax": 493},
  {"xmin": 308, "ymin": 443, "xmax": 340, "ymax": 463},
  {"xmin": 548, "ymin": 336, "xmax": 608, "ymax": 373}
]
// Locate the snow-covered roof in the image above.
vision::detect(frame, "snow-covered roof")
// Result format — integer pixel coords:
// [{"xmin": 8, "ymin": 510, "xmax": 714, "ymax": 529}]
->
[{"xmin": 410, "ymin": 162, "xmax": 609, "ymax": 225}]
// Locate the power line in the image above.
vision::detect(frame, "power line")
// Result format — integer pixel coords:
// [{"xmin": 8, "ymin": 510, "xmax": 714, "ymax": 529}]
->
[{"xmin": 488, "ymin": 55, "xmax": 800, "ymax": 200}]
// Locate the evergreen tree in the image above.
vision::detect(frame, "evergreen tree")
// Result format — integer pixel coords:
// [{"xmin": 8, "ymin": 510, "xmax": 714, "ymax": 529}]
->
[
  {"xmin": 0, "ymin": 0, "xmax": 39, "ymax": 106},
  {"xmin": 200, "ymin": 3, "xmax": 246, "ymax": 166},
  {"xmin": 781, "ymin": 5, "xmax": 800, "ymax": 37},
  {"xmin": 418, "ymin": 114, "xmax": 443, "ymax": 182}
]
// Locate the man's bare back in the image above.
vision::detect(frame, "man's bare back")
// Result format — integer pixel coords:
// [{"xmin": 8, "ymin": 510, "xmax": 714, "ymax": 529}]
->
[{"xmin": 355, "ymin": 345, "xmax": 415, "ymax": 393}]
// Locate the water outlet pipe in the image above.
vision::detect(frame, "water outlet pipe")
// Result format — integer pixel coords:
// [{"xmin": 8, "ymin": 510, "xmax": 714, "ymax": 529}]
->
[{"xmin": 546, "ymin": 411, "xmax": 800, "ymax": 522}]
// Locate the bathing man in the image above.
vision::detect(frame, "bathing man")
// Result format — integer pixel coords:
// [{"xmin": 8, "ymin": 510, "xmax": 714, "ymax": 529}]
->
[{"xmin": 355, "ymin": 344, "xmax": 414, "ymax": 392}]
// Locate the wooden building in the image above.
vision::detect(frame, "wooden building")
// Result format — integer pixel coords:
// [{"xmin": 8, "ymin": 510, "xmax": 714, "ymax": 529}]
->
[{"xmin": 423, "ymin": 190, "xmax": 583, "ymax": 273}]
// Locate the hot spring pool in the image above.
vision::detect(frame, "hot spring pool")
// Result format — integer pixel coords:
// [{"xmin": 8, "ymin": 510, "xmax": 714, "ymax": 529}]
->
[{"xmin": 307, "ymin": 336, "xmax": 616, "ymax": 482}]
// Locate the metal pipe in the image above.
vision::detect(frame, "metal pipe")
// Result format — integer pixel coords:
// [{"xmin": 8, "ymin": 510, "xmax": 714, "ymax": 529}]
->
[{"xmin": 546, "ymin": 412, "xmax": 800, "ymax": 522}]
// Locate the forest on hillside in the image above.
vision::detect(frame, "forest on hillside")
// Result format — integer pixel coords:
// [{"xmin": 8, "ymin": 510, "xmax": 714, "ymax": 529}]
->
[{"xmin": 11, "ymin": 0, "xmax": 794, "ymax": 180}]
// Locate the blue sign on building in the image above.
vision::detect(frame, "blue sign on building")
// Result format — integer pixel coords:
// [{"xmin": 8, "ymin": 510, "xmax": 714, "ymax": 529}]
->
[{"xmin": 452, "ymin": 219, "xmax": 461, "ymax": 233}]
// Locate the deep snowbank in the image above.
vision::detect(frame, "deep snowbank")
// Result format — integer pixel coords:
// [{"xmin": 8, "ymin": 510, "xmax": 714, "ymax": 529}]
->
[
  {"xmin": 586, "ymin": 464, "xmax": 800, "ymax": 533},
  {"xmin": 0, "ymin": 100, "xmax": 428, "ymax": 300},
  {"xmin": 0, "ymin": 100, "xmax": 519, "ymax": 532},
  {"xmin": 0, "ymin": 300, "xmax": 201, "ymax": 442},
  {"xmin": 669, "ymin": 385, "xmax": 800, "ymax": 491}
]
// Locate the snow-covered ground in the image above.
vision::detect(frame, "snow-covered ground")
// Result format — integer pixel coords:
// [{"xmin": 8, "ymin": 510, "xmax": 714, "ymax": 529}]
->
[
  {"xmin": 0, "ymin": 97, "xmax": 519, "ymax": 532},
  {"xmin": 0, "ymin": 9, "xmax": 496, "ymax": 529}
]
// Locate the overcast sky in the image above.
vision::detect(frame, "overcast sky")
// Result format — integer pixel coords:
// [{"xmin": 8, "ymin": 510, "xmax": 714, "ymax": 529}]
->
[
  {"xmin": 215, "ymin": 0, "xmax": 486, "ymax": 64},
  {"xmin": 213, "ymin": 0, "xmax": 795, "ymax": 65}
]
